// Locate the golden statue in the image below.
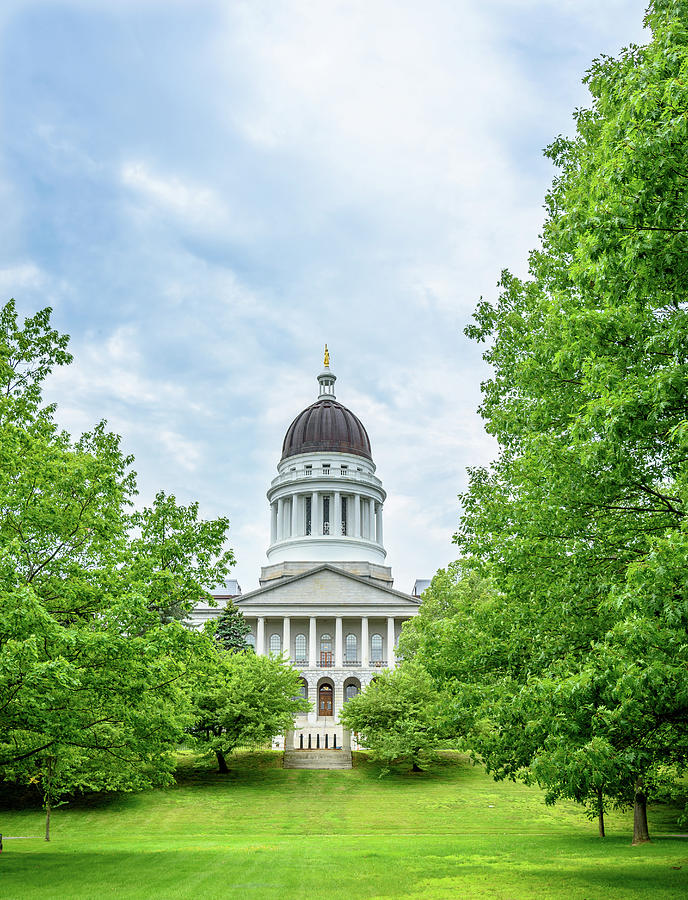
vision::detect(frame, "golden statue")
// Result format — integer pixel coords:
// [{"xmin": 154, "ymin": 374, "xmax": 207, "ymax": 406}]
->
[{"xmin": 324, "ymin": 344, "xmax": 330, "ymax": 367}]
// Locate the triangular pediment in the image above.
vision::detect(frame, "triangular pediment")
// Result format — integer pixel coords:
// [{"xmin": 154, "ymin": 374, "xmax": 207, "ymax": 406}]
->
[{"xmin": 234, "ymin": 563, "xmax": 420, "ymax": 611}]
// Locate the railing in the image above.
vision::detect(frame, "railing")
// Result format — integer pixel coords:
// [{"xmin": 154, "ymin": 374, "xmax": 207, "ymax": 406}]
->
[
  {"xmin": 344, "ymin": 659, "xmax": 361, "ymax": 667},
  {"xmin": 370, "ymin": 659, "xmax": 387, "ymax": 667},
  {"xmin": 271, "ymin": 467, "xmax": 383, "ymax": 489}
]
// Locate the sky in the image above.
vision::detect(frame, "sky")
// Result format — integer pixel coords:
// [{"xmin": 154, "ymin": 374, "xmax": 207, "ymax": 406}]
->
[{"xmin": 0, "ymin": 0, "xmax": 648, "ymax": 593}]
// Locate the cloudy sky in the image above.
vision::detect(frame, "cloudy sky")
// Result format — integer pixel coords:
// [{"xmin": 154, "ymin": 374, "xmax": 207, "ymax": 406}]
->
[{"xmin": 0, "ymin": 0, "xmax": 648, "ymax": 592}]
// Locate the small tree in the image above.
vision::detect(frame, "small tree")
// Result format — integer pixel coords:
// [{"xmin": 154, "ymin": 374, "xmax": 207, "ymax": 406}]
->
[
  {"xmin": 191, "ymin": 651, "xmax": 309, "ymax": 772},
  {"xmin": 339, "ymin": 661, "xmax": 447, "ymax": 772},
  {"xmin": 214, "ymin": 601, "xmax": 251, "ymax": 652}
]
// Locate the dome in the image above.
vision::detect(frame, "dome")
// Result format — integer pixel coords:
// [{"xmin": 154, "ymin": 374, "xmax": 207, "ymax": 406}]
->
[{"xmin": 281, "ymin": 398, "xmax": 372, "ymax": 461}]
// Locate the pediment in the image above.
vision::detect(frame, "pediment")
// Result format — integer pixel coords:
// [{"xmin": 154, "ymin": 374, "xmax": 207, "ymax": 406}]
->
[{"xmin": 234, "ymin": 563, "xmax": 420, "ymax": 610}]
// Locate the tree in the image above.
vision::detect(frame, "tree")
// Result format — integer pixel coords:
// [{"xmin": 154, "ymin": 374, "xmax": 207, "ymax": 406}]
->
[
  {"xmin": 450, "ymin": 1, "xmax": 688, "ymax": 843},
  {"xmin": 190, "ymin": 650, "xmax": 309, "ymax": 773},
  {"xmin": 214, "ymin": 601, "xmax": 251, "ymax": 652},
  {"xmin": 339, "ymin": 661, "xmax": 448, "ymax": 771},
  {"xmin": 128, "ymin": 491, "xmax": 234, "ymax": 624},
  {"xmin": 0, "ymin": 300, "xmax": 232, "ymax": 838}
]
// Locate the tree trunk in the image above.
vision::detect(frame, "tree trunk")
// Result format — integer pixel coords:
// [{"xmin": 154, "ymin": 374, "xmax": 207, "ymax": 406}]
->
[
  {"xmin": 45, "ymin": 796, "xmax": 51, "ymax": 842},
  {"xmin": 411, "ymin": 761, "xmax": 422, "ymax": 773},
  {"xmin": 632, "ymin": 784, "xmax": 651, "ymax": 845},
  {"xmin": 216, "ymin": 750, "xmax": 229, "ymax": 774},
  {"xmin": 597, "ymin": 788, "xmax": 605, "ymax": 838}
]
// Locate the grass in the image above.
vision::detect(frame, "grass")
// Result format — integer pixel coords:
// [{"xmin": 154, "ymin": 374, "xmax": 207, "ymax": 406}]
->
[{"xmin": 1, "ymin": 750, "xmax": 687, "ymax": 899}]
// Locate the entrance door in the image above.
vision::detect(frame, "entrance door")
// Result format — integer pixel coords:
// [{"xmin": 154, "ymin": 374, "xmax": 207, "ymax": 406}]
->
[{"xmin": 318, "ymin": 684, "xmax": 333, "ymax": 717}]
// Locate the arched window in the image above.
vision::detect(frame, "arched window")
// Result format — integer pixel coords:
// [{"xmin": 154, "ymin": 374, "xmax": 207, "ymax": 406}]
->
[
  {"xmin": 269, "ymin": 633, "xmax": 281, "ymax": 655},
  {"xmin": 295, "ymin": 633, "xmax": 307, "ymax": 663},
  {"xmin": 246, "ymin": 633, "xmax": 256, "ymax": 651},
  {"xmin": 345, "ymin": 633, "xmax": 357, "ymax": 662},
  {"xmin": 320, "ymin": 633, "xmax": 332, "ymax": 667},
  {"xmin": 298, "ymin": 679, "xmax": 308, "ymax": 700},
  {"xmin": 345, "ymin": 683, "xmax": 359, "ymax": 702},
  {"xmin": 371, "ymin": 633, "xmax": 383, "ymax": 662}
]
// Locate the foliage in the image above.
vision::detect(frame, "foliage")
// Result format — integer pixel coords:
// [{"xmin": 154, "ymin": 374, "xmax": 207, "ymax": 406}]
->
[
  {"xmin": 214, "ymin": 600, "xmax": 251, "ymax": 652},
  {"xmin": 0, "ymin": 300, "xmax": 232, "ymax": 835},
  {"xmin": 444, "ymin": 1, "xmax": 688, "ymax": 843},
  {"xmin": 190, "ymin": 650, "xmax": 309, "ymax": 771},
  {"xmin": 128, "ymin": 491, "xmax": 233, "ymax": 623},
  {"xmin": 339, "ymin": 660, "xmax": 448, "ymax": 770}
]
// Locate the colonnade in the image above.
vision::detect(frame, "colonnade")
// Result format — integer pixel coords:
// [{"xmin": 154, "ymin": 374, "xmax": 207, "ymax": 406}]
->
[
  {"xmin": 253, "ymin": 615, "xmax": 397, "ymax": 669},
  {"xmin": 270, "ymin": 491, "xmax": 383, "ymax": 544}
]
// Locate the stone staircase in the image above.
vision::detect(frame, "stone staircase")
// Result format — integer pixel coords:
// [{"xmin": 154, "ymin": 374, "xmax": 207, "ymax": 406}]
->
[{"xmin": 283, "ymin": 750, "xmax": 352, "ymax": 770}]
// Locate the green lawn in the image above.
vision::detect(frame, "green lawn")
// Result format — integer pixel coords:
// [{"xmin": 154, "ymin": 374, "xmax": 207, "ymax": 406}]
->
[{"xmin": 1, "ymin": 751, "xmax": 686, "ymax": 899}]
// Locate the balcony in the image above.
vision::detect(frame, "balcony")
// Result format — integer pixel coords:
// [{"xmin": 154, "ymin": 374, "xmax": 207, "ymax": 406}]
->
[
  {"xmin": 271, "ymin": 466, "xmax": 383, "ymax": 491},
  {"xmin": 344, "ymin": 659, "xmax": 361, "ymax": 667},
  {"xmin": 370, "ymin": 659, "xmax": 387, "ymax": 668}
]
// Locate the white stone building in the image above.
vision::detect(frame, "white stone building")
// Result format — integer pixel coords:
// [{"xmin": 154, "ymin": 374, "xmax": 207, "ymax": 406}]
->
[{"xmin": 196, "ymin": 353, "xmax": 423, "ymax": 751}]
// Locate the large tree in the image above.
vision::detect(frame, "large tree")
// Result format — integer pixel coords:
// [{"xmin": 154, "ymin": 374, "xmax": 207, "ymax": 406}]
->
[
  {"xmin": 443, "ymin": 1, "xmax": 688, "ymax": 843},
  {"xmin": 190, "ymin": 650, "xmax": 309, "ymax": 773},
  {"xmin": 339, "ymin": 661, "xmax": 448, "ymax": 772},
  {"xmin": 0, "ymin": 300, "xmax": 232, "ymax": 838}
]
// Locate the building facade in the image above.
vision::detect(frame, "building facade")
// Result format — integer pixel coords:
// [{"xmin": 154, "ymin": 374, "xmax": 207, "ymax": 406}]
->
[{"xmin": 196, "ymin": 353, "xmax": 422, "ymax": 751}]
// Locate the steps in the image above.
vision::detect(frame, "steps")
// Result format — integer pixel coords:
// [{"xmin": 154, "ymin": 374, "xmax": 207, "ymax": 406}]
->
[{"xmin": 283, "ymin": 750, "xmax": 352, "ymax": 770}]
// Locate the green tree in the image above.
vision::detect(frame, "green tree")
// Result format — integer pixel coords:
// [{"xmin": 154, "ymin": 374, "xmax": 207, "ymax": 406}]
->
[
  {"xmin": 191, "ymin": 650, "xmax": 309, "ymax": 773},
  {"xmin": 128, "ymin": 491, "xmax": 234, "ymax": 624},
  {"xmin": 451, "ymin": 1, "xmax": 688, "ymax": 844},
  {"xmin": 0, "ymin": 300, "xmax": 232, "ymax": 838},
  {"xmin": 339, "ymin": 661, "xmax": 447, "ymax": 771},
  {"xmin": 214, "ymin": 601, "xmax": 251, "ymax": 652}
]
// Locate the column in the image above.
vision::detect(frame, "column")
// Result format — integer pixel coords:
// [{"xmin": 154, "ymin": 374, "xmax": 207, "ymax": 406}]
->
[
  {"xmin": 335, "ymin": 617, "xmax": 343, "ymax": 668},
  {"xmin": 368, "ymin": 499, "xmax": 375, "ymax": 542},
  {"xmin": 354, "ymin": 494, "xmax": 361, "ymax": 538},
  {"xmin": 387, "ymin": 617, "xmax": 395, "ymax": 667},
  {"xmin": 277, "ymin": 497, "xmax": 284, "ymax": 541},
  {"xmin": 361, "ymin": 616, "xmax": 369, "ymax": 667},
  {"xmin": 333, "ymin": 491, "xmax": 341, "ymax": 537},
  {"xmin": 291, "ymin": 494, "xmax": 299, "ymax": 538},
  {"xmin": 257, "ymin": 617, "xmax": 265, "ymax": 655},
  {"xmin": 309, "ymin": 616, "xmax": 317, "ymax": 667},
  {"xmin": 376, "ymin": 503, "xmax": 383, "ymax": 545},
  {"xmin": 270, "ymin": 502, "xmax": 277, "ymax": 544},
  {"xmin": 312, "ymin": 491, "xmax": 320, "ymax": 535},
  {"xmin": 283, "ymin": 617, "xmax": 291, "ymax": 661}
]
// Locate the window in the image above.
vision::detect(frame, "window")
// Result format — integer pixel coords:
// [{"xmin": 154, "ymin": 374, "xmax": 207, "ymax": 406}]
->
[
  {"xmin": 323, "ymin": 495, "xmax": 330, "ymax": 535},
  {"xmin": 341, "ymin": 495, "xmax": 348, "ymax": 536},
  {"xmin": 345, "ymin": 683, "xmax": 359, "ymax": 702},
  {"xmin": 322, "ymin": 463, "xmax": 330, "ymax": 475},
  {"xmin": 305, "ymin": 465, "xmax": 312, "ymax": 476},
  {"xmin": 345, "ymin": 633, "xmax": 357, "ymax": 662},
  {"xmin": 320, "ymin": 633, "xmax": 332, "ymax": 667},
  {"xmin": 341, "ymin": 464, "xmax": 348, "ymax": 474},
  {"xmin": 246, "ymin": 633, "xmax": 256, "ymax": 651},
  {"xmin": 298, "ymin": 679, "xmax": 308, "ymax": 700},
  {"xmin": 295, "ymin": 633, "xmax": 307, "ymax": 663},
  {"xmin": 371, "ymin": 633, "xmax": 383, "ymax": 662},
  {"xmin": 305, "ymin": 496, "xmax": 312, "ymax": 536},
  {"xmin": 269, "ymin": 633, "xmax": 281, "ymax": 655}
]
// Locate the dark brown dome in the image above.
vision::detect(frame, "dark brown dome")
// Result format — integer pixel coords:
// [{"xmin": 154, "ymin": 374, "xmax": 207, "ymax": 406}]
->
[{"xmin": 281, "ymin": 398, "xmax": 372, "ymax": 461}]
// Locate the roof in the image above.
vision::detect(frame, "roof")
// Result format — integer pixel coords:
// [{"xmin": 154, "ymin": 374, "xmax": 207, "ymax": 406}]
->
[{"xmin": 281, "ymin": 398, "xmax": 372, "ymax": 461}]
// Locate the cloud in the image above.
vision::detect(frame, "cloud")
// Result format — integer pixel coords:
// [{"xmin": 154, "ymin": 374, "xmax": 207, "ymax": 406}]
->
[
  {"xmin": 121, "ymin": 161, "xmax": 227, "ymax": 229},
  {"xmin": 0, "ymin": 0, "xmax": 649, "ymax": 593}
]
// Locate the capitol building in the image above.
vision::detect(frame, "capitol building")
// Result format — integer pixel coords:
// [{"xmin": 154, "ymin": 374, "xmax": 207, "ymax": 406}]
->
[{"xmin": 193, "ymin": 351, "xmax": 425, "ymax": 756}]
